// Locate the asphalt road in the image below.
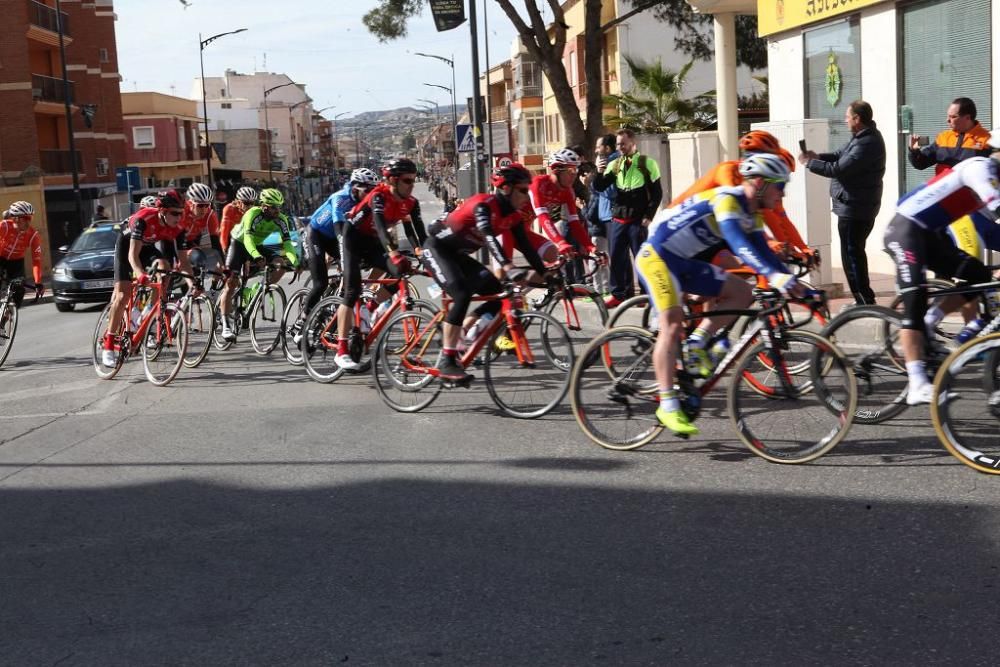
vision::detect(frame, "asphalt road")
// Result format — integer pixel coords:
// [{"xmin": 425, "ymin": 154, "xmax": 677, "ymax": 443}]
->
[{"xmin": 2, "ymin": 184, "xmax": 999, "ymax": 665}]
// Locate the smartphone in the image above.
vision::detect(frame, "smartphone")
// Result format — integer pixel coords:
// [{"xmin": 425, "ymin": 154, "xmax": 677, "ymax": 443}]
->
[
  {"xmin": 798, "ymin": 139, "xmax": 807, "ymax": 152},
  {"xmin": 916, "ymin": 135, "xmax": 930, "ymax": 147}
]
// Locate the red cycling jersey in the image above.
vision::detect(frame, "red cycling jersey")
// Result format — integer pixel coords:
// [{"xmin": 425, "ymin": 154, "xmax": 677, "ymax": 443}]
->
[
  {"xmin": 348, "ymin": 183, "xmax": 425, "ymax": 251},
  {"xmin": 433, "ymin": 194, "xmax": 525, "ymax": 250},
  {"xmin": 125, "ymin": 208, "xmax": 183, "ymax": 245},
  {"xmin": 0, "ymin": 219, "xmax": 43, "ymax": 283},
  {"xmin": 178, "ymin": 200, "xmax": 220, "ymax": 243},
  {"xmin": 528, "ymin": 174, "xmax": 594, "ymax": 254}
]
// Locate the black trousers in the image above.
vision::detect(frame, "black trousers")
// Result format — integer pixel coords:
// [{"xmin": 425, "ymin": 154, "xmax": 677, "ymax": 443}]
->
[{"xmin": 838, "ymin": 215, "xmax": 876, "ymax": 305}]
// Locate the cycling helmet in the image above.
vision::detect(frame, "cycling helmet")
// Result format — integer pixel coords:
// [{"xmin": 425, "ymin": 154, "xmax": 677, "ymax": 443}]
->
[
  {"xmin": 350, "ymin": 168, "xmax": 380, "ymax": 187},
  {"xmin": 738, "ymin": 153, "xmax": 792, "ymax": 183},
  {"xmin": 139, "ymin": 195, "xmax": 157, "ymax": 208},
  {"xmin": 235, "ymin": 186, "xmax": 257, "ymax": 203},
  {"xmin": 259, "ymin": 188, "xmax": 284, "ymax": 207},
  {"xmin": 548, "ymin": 148, "xmax": 582, "ymax": 169},
  {"xmin": 382, "ymin": 158, "xmax": 417, "ymax": 178},
  {"xmin": 738, "ymin": 130, "xmax": 782, "ymax": 155},
  {"xmin": 8, "ymin": 201, "xmax": 34, "ymax": 217},
  {"xmin": 777, "ymin": 148, "xmax": 796, "ymax": 173},
  {"xmin": 491, "ymin": 162, "xmax": 532, "ymax": 188},
  {"xmin": 155, "ymin": 189, "xmax": 184, "ymax": 209},
  {"xmin": 989, "ymin": 128, "xmax": 1000, "ymax": 148},
  {"xmin": 186, "ymin": 182, "xmax": 213, "ymax": 203}
]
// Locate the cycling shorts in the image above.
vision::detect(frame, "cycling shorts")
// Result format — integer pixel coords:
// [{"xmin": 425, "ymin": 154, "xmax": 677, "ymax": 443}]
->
[
  {"xmin": 635, "ymin": 244, "xmax": 726, "ymax": 314},
  {"xmin": 225, "ymin": 241, "xmax": 282, "ymax": 273},
  {"xmin": 114, "ymin": 234, "xmax": 168, "ymax": 282}
]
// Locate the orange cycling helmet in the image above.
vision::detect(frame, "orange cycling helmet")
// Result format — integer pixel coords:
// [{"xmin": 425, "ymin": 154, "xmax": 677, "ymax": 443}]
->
[
  {"xmin": 739, "ymin": 130, "xmax": 781, "ymax": 155},
  {"xmin": 778, "ymin": 147, "xmax": 796, "ymax": 172}
]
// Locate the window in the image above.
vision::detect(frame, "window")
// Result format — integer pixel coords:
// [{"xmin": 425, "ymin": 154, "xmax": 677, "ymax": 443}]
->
[
  {"xmin": 95, "ymin": 158, "xmax": 109, "ymax": 176},
  {"xmin": 804, "ymin": 18, "xmax": 861, "ymax": 154},
  {"xmin": 132, "ymin": 126, "xmax": 155, "ymax": 149},
  {"xmin": 221, "ymin": 102, "xmax": 232, "ymax": 109},
  {"xmin": 219, "ymin": 88, "xmax": 226, "ymax": 98},
  {"xmin": 99, "ymin": 48, "xmax": 109, "ymax": 63},
  {"xmin": 569, "ymin": 52, "xmax": 578, "ymax": 87},
  {"xmin": 517, "ymin": 61, "xmax": 541, "ymax": 97},
  {"xmin": 177, "ymin": 123, "xmax": 186, "ymax": 150},
  {"xmin": 521, "ymin": 112, "xmax": 544, "ymax": 155}
]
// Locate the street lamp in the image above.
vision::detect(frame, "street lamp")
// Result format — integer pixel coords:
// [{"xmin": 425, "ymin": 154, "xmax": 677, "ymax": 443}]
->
[
  {"xmin": 415, "ymin": 52, "xmax": 458, "ymax": 165},
  {"xmin": 263, "ymin": 80, "xmax": 300, "ymax": 181},
  {"xmin": 333, "ymin": 111, "xmax": 349, "ymax": 171},
  {"xmin": 200, "ymin": 28, "xmax": 247, "ymax": 188},
  {"xmin": 418, "ymin": 98, "xmax": 441, "ymax": 124}
]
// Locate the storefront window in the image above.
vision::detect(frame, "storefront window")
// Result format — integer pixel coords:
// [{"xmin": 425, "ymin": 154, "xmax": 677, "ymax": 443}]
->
[{"xmin": 804, "ymin": 19, "xmax": 861, "ymax": 153}]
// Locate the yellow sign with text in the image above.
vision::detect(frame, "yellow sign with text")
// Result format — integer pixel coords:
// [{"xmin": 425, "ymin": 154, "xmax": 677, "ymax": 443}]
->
[{"xmin": 758, "ymin": 0, "xmax": 888, "ymax": 37}]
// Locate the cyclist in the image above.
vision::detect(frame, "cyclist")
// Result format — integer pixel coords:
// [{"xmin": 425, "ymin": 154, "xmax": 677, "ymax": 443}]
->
[
  {"xmin": 333, "ymin": 158, "xmax": 426, "ymax": 371},
  {"xmin": 422, "ymin": 163, "xmax": 549, "ymax": 381},
  {"xmin": 100, "ymin": 189, "xmax": 194, "ymax": 367},
  {"xmin": 884, "ymin": 130, "xmax": 1000, "ymax": 405},
  {"xmin": 219, "ymin": 186, "xmax": 258, "ymax": 253},
  {"xmin": 0, "ymin": 201, "xmax": 44, "ymax": 309},
  {"xmin": 139, "ymin": 195, "xmax": 157, "ymax": 209},
  {"xmin": 177, "ymin": 182, "xmax": 223, "ymax": 270},
  {"xmin": 637, "ymin": 154, "xmax": 801, "ymax": 436},
  {"xmin": 218, "ymin": 188, "xmax": 298, "ymax": 342}
]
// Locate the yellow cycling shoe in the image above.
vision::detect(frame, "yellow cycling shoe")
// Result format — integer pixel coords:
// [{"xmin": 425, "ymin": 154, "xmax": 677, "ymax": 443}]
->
[
  {"xmin": 684, "ymin": 347, "xmax": 714, "ymax": 378},
  {"xmin": 493, "ymin": 335, "xmax": 516, "ymax": 352},
  {"xmin": 655, "ymin": 407, "xmax": 700, "ymax": 436}
]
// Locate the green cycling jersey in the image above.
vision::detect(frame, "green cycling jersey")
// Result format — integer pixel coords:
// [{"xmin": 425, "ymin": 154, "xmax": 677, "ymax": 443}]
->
[{"xmin": 232, "ymin": 206, "xmax": 298, "ymax": 265}]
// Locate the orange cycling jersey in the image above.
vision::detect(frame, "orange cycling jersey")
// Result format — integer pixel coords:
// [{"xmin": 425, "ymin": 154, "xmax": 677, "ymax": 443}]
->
[
  {"xmin": 0, "ymin": 219, "xmax": 43, "ymax": 283},
  {"xmin": 219, "ymin": 201, "xmax": 247, "ymax": 252},
  {"xmin": 668, "ymin": 160, "xmax": 809, "ymax": 255}
]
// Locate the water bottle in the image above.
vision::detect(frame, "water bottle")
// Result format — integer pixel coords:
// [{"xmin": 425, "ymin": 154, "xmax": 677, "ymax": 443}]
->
[
  {"xmin": 465, "ymin": 312, "xmax": 495, "ymax": 344},
  {"xmin": 956, "ymin": 318, "xmax": 985, "ymax": 344},
  {"xmin": 358, "ymin": 303, "xmax": 373, "ymax": 333},
  {"xmin": 373, "ymin": 299, "xmax": 392, "ymax": 323},
  {"xmin": 130, "ymin": 306, "xmax": 142, "ymax": 329}
]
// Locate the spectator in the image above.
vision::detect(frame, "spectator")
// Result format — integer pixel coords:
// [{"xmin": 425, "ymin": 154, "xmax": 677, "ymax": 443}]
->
[
  {"xmin": 586, "ymin": 134, "xmax": 619, "ymax": 296},
  {"xmin": 909, "ymin": 97, "xmax": 992, "ymax": 174},
  {"xmin": 93, "ymin": 205, "xmax": 109, "ymax": 221},
  {"xmin": 593, "ymin": 128, "xmax": 663, "ymax": 308},
  {"xmin": 800, "ymin": 100, "xmax": 886, "ymax": 305}
]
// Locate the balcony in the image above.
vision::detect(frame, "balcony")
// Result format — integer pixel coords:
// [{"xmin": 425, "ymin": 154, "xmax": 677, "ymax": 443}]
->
[
  {"xmin": 27, "ymin": 1, "xmax": 70, "ymax": 42},
  {"xmin": 489, "ymin": 106, "xmax": 509, "ymax": 123},
  {"xmin": 32, "ymin": 74, "xmax": 73, "ymax": 105},
  {"xmin": 40, "ymin": 149, "xmax": 82, "ymax": 175}
]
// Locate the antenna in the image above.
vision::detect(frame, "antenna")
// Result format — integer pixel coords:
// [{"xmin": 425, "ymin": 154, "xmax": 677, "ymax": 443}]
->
[{"xmin": 262, "ymin": 52, "xmax": 267, "ymax": 70}]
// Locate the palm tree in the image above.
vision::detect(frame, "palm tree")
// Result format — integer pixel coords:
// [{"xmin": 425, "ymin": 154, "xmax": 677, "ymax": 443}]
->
[{"xmin": 603, "ymin": 55, "xmax": 715, "ymax": 133}]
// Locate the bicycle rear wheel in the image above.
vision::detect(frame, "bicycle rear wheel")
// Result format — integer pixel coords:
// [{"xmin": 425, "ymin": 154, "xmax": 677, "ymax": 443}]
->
[
  {"xmin": 728, "ymin": 330, "xmax": 856, "ymax": 464},
  {"xmin": 604, "ymin": 294, "xmax": 653, "ymax": 330},
  {"xmin": 249, "ymin": 285, "xmax": 286, "ymax": 355},
  {"xmin": 302, "ymin": 295, "xmax": 346, "ymax": 383},
  {"xmin": 281, "ymin": 288, "xmax": 309, "ymax": 366},
  {"xmin": 570, "ymin": 326, "xmax": 663, "ymax": 450},
  {"xmin": 484, "ymin": 311, "xmax": 574, "ymax": 418},
  {"xmin": 182, "ymin": 294, "xmax": 215, "ymax": 368},
  {"xmin": 0, "ymin": 301, "xmax": 17, "ymax": 368},
  {"xmin": 931, "ymin": 333, "xmax": 1000, "ymax": 474},
  {"xmin": 91, "ymin": 303, "xmax": 126, "ymax": 380},
  {"xmin": 142, "ymin": 302, "xmax": 188, "ymax": 386},
  {"xmin": 889, "ymin": 278, "xmax": 961, "ymax": 341},
  {"xmin": 371, "ymin": 309, "xmax": 442, "ymax": 412}
]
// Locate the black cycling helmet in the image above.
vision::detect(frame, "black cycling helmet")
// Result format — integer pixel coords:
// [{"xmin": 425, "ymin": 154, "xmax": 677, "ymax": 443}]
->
[
  {"xmin": 491, "ymin": 162, "xmax": 532, "ymax": 189},
  {"xmin": 382, "ymin": 158, "xmax": 417, "ymax": 178},
  {"xmin": 155, "ymin": 189, "xmax": 184, "ymax": 209}
]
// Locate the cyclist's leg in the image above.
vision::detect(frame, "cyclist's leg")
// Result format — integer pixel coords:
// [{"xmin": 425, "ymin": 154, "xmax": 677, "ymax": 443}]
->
[
  {"xmin": 219, "ymin": 241, "xmax": 249, "ymax": 337},
  {"xmin": 1, "ymin": 258, "xmax": 26, "ymax": 308},
  {"xmin": 304, "ymin": 227, "xmax": 335, "ymax": 312}
]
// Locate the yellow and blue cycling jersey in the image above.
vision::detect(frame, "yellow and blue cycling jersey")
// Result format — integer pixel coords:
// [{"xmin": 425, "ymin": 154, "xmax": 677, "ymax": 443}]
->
[
  {"xmin": 637, "ymin": 186, "xmax": 788, "ymax": 312},
  {"xmin": 947, "ymin": 209, "xmax": 1000, "ymax": 258}
]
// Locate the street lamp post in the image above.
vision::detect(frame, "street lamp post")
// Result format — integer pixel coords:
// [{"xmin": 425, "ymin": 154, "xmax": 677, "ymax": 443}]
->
[
  {"xmin": 418, "ymin": 98, "xmax": 441, "ymax": 124},
  {"xmin": 415, "ymin": 52, "xmax": 458, "ymax": 167},
  {"xmin": 333, "ymin": 111, "xmax": 349, "ymax": 172},
  {"xmin": 263, "ymin": 80, "xmax": 300, "ymax": 181},
  {"xmin": 423, "ymin": 82, "xmax": 457, "ymax": 170},
  {"xmin": 199, "ymin": 28, "xmax": 247, "ymax": 188}
]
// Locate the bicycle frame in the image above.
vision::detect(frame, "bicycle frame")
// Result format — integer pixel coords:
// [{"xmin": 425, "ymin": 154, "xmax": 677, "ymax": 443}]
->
[{"xmin": 313, "ymin": 276, "xmax": 418, "ymax": 352}]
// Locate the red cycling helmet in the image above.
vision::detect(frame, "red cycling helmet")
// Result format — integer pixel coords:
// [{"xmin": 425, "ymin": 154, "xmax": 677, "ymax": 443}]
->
[
  {"xmin": 738, "ymin": 130, "xmax": 782, "ymax": 155},
  {"xmin": 491, "ymin": 162, "xmax": 532, "ymax": 189},
  {"xmin": 155, "ymin": 189, "xmax": 184, "ymax": 209}
]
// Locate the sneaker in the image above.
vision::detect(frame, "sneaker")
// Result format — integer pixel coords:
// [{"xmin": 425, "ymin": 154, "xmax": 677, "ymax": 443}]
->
[
  {"xmin": 101, "ymin": 349, "xmax": 117, "ymax": 367},
  {"xmin": 604, "ymin": 295, "xmax": 623, "ymax": 309},
  {"xmin": 906, "ymin": 383, "xmax": 934, "ymax": 406},
  {"xmin": 334, "ymin": 353, "xmax": 361, "ymax": 371},
  {"xmin": 655, "ymin": 407, "xmax": 700, "ymax": 436},
  {"xmin": 493, "ymin": 335, "xmax": 516, "ymax": 352},
  {"xmin": 436, "ymin": 354, "xmax": 470, "ymax": 381}
]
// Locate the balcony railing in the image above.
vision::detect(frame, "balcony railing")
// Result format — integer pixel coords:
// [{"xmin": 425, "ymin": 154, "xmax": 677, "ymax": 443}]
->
[
  {"xmin": 489, "ymin": 106, "xmax": 509, "ymax": 122},
  {"xmin": 32, "ymin": 74, "xmax": 73, "ymax": 104},
  {"xmin": 40, "ymin": 149, "xmax": 82, "ymax": 175},
  {"xmin": 28, "ymin": 0, "xmax": 70, "ymax": 35}
]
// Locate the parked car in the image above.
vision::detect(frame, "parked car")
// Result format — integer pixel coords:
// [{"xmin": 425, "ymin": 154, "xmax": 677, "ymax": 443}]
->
[{"xmin": 50, "ymin": 221, "xmax": 121, "ymax": 312}]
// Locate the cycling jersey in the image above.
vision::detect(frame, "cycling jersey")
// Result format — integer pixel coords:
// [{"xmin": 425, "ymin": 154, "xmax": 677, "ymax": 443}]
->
[
  {"xmin": 125, "ymin": 208, "xmax": 183, "ymax": 245},
  {"xmin": 309, "ymin": 184, "xmax": 358, "ymax": 240},
  {"xmin": 897, "ymin": 157, "xmax": 1000, "ymax": 231},
  {"xmin": 947, "ymin": 209, "xmax": 1000, "ymax": 257},
  {"xmin": 348, "ymin": 183, "xmax": 426, "ymax": 252},
  {"xmin": 219, "ymin": 201, "xmax": 248, "ymax": 252},
  {"xmin": 178, "ymin": 201, "xmax": 221, "ymax": 251},
  {"xmin": 0, "ymin": 219, "xmax": 43, "ymax": 283},
  {"xmin": 528, "ymin": 174, "xmax": 593, "ymax": 254},
  {"xmin": 231, "ymin": 206, "xmax": 297, "ymax": 264}
]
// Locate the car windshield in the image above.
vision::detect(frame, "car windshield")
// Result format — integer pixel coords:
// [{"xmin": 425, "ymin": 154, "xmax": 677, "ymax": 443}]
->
[{"xmin": 71, "ymin": 226, "xmax": 119, "ymax": 252}]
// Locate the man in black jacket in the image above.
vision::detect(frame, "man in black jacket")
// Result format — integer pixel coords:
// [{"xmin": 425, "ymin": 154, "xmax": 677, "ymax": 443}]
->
[{"xmin": 800, "ymin": 100, "xmax": 885, "ymax": 305}]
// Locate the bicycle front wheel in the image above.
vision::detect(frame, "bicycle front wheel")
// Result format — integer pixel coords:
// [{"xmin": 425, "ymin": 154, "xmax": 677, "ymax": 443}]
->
[
  {"xmin": 931, "ymin": 333, "xmax": 1000, "ymax": 474},
  {"xmin": 604, "ymin": 294, "xmax": 653, "ymax": 330},
  {"xmin": 728, "ymin": 330, "xmax": 856, "ymax": 464},
  {"xmin": 91, "ymin": 302, "xmax": 125, "ymax": 380},
  {"xmin": 570, "ymin": 325, "xmax": 663, "ymax": 450},
  {"xmin": 371, "ymin": 309, "xmax": 442, "ymax": 412},
  {"xmin": 542, "ymin": 284, "xmax": 608, "ymax": 352},
  {"xmin": 182, "ymin": 294, "xmax": 215, "ymax": 368},
  {"xmin": 142, "ymin": 302, "xmax": 188, "ymax": 386},
  {"xmin": 0, "ymin": 301, "xmax": 18, "ymax": 368},
  {"xmin": 484, "ymin": 311, "xmax": 574, "ymax": 418},
  {"xmin": 281, "ymin": 288, "xmax": 309, "ymax": 366},
  {"xmin": 249, "ymin": 285, "xmax": 286, "ymax": 355},
  {"xmin": 302, "ymin": 295, "xmax": 345, "ymax": 383}
]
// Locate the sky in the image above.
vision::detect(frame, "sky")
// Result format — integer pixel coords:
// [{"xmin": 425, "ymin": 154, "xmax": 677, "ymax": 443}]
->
[{"xmin": 114, "ymin": 0, "xmax": 523, "ymax": 120}]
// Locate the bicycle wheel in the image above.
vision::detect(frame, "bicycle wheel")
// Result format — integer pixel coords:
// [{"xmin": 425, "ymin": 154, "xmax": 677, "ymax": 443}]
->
[
  {"xmin": 728, "ymin": 330, "xmax": 857, "ymax": 464},
  {"xmin": 0, "ymin": 301, "xmax": 17, "ymax": 368},
  {"xmin": 542, "ymin": 284, "xmax": 609, "ymax": 352},
  {"xmin": 604, "ymin": 294, "xmax": 654, "ymax": 330},
  {"xmin": 142, "ymin": 302, "xmax": 188, "ymax": 386},
  {"xmin": 213, "ymin": 292, "xmax": 236, "ymax": 351},
  {"xmin": 889, "ymin": 278, "xmax": 961, "ymax": 341},
  {"xmin": 281, "ymin": 288, "xmax": 309, "ymax": 366},
  {"xmin": 182, "ymin": 294, "xmax": 215, "ymax": 368},
  {"xmin": 570, "ymin": 326, "xmax": 663, "ymax": 450},
  {"xmin": 302, "ymin": 295, "xmax": 346, "ymax": 383},
  {"xmin": 249, "ymin": 285, "xmax": 286, "ymax": 355},
  {"xmin": 819, "ymin": 304, "xmax": 908, "ymax": 424},
  {"xmin": 931, "ymin": 333, "xmax": 1000, "ymax": 474},
  {"xmin": 371, "ymin": 309, "xmax": 443, "ymax": 412},
  {"xmin": 484, "ymin": 311, "xmax": 574, "ymax": 418},
  {"xmin": 91, "ymin": 303, "xmax": 127, "ymax": 380}
]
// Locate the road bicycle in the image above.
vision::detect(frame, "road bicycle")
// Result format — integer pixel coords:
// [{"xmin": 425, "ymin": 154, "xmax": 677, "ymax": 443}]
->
[
  {"xmin": 90, "ymin": 268, "xmax": 189, "ymax": 386},
  {"xmin": 525, "ymin": 253, "xmax": 609, "ymax": 353},
  {"xmin": 371, "ymin": 277, "xmax": 575, "ymax": 419},
  {"xmin": 214, "ymin": 258, "xmax": 294, "ymax": 355},
  {"xmin": 280, "ymin": 264, "xmax": 343, "ymax": 366},
  {"xmin": 570, "ymin": 288, "xmax": 856, "ymax": 463},
  {"xmin": 175, "ymin": 268, "xmax": 223, "ymax": 368},
  {"xmin": 0, "ymin": 272, "xmax": 41, "ymax": 369}
]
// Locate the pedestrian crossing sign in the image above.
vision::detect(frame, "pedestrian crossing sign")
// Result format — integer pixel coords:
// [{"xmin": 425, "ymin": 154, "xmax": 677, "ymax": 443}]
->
[{"xmin": 456, "ymin": 124, "xmax": 477, "ymax": 152}]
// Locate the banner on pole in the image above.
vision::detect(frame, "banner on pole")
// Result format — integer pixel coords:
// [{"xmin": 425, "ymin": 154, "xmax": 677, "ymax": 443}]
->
[{"xmin": 429, "ymin": 0, "xmax": 466, "ymax": 32}]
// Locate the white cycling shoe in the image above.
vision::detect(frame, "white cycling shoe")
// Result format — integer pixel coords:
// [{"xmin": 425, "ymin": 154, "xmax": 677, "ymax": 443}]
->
[
  {"xmin": 101, "ymin": 349, "xmax": 117, "ymax": 367},
  {"xmin": 334, "ymin": 353, "xmax": 361, "ymax": 371},
  {"xmin": 219, "ymin": 327, "xmax": 236, "ymax": 342},
  {"xmin": 906, "ymin": 383, "xmax": 934, "ymax": 406}
]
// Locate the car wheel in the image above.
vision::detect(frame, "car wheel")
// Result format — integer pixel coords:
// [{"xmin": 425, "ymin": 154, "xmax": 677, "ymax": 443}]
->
[{"xmin": 55, "ymin": 302, "xmax": 76, "ymax": 312}]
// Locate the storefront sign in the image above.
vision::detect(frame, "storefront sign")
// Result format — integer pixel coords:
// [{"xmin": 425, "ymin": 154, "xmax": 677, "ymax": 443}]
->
[{"xmin": 758, "ymin": 0, "xmax": 888, "ymax": 37}]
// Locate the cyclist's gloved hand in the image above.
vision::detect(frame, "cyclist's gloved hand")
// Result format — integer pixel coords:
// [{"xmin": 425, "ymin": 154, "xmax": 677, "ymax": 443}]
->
[
  {"xmin": 556, "ymin": 241, "xmax": 575, "ymax": 256},
  {"xmin": 284, "ymin": 252, "xmax": 298, "ymax": 268},
  {"xmin": 768, "ymin": 272, "xmax": 799, "ymax": 296},
  {"xmin": 389, "ymin": 253, "xmax": 412, "ymax": 276},
  {"xmin": 136, "ymin": 272, "xmax": 151, "ymax": 286}
]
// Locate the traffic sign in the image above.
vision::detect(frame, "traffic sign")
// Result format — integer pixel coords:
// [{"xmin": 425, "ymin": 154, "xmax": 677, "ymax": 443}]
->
[
  {"xmin": 115, "ymin": 166, "xmax": 140, "ymax": 193},
  {"xmin": 497, "ymin": 157, "xmax": 513, "ymax": 167},
  {"xmin": 456, "ymin": 124, "xmax": 476, "ymax": 152}
]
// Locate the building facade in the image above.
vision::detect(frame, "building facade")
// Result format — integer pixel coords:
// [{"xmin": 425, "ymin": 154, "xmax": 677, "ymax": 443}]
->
[{"xmin": 121, "ymin": 92, "xmax": 205, "ymax": 199}]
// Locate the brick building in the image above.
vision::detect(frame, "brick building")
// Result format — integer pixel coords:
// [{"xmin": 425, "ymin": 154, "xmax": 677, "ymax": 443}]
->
[{"xmin": 122, "ymin": 92, "xmax": 205, "ymax": 199}]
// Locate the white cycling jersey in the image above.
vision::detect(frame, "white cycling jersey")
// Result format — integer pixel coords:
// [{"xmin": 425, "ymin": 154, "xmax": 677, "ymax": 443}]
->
[{"xmin": 897, "ymin": 157, "xmax": 1000, "ymax": 231}]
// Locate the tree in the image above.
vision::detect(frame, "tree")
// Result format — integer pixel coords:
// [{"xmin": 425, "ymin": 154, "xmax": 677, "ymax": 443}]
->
[
  {"xmin": 646, "ymin": 1, "xmax": 767, "ymax": 71},
  {"xmin": 603, "ymin": 56, "xmax": 714, "ymax": 133},
  {"xmin": 362, "ymin": 0, "xmax": 606, "ymax": 150}
]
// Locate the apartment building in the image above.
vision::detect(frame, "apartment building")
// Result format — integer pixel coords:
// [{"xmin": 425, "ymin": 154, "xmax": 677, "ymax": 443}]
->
[{"xmin": 121, "ymin": 92, "xmax": 205, "ymax": 198}]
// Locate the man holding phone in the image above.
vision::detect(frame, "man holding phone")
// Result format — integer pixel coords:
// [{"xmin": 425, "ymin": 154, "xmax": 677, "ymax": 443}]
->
[{"xmin": 908, "ymin": 97, "xmax": 992, "ymax": 174}]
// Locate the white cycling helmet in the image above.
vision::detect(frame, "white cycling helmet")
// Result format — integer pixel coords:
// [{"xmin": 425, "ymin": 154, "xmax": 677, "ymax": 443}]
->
[
  {"xmin": 738, "ymin": 153, "xmax": 792, "ymax": 183},
  {"xmin": 235, "ymin": 186, "xmax": 257, "ymax": 203},
  {"xmin": 988, "ymin": 128, "xmax": 1000, "ymax": 149},
  {"xmin": 548, "ymin": 147, "xmax": 582, "ymax": 169},
  {"xmin": 8, "ymin": 201, "xmax": 34, "ymax": 217},
  {"xmin": 350, "ymin": 168, "xmax": 379, "ymax": 187},
  {"xmin": 139, "ymin": 195, "xmax": 157, "ymax": 208},
  {"xmin": 186, "ymin": 182, "xmax": 214, "ymax": 204}
]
